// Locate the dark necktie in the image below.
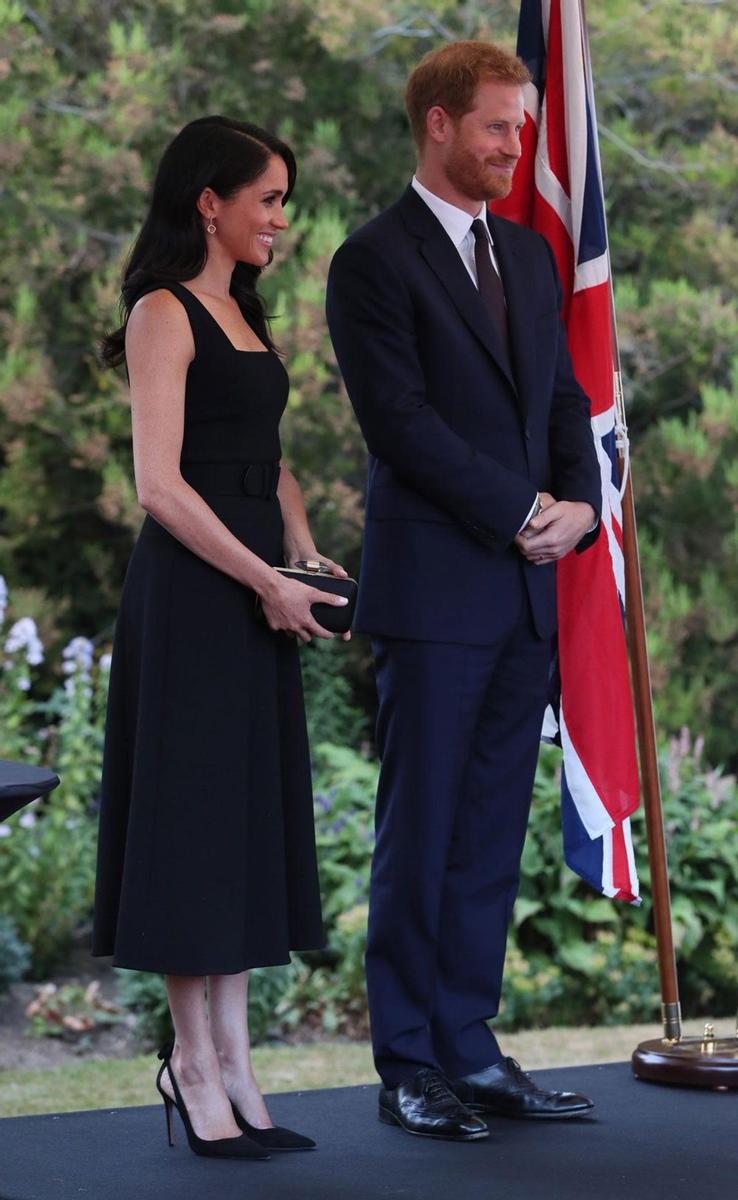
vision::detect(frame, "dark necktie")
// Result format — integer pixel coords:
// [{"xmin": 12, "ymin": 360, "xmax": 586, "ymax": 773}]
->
[{"xmin": 471, "ymin": 218, "xmax": 510, "ymax": 357}]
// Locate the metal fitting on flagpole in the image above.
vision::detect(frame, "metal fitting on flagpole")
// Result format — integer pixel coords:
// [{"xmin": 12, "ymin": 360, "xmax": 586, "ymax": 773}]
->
[
  {"xmin": 614, "ymin": 370, "xmax": 630, "ymax": 500},
  {"xmin": 661, "ymin": 1000, "xmax": 682, "ymax": 1042}
]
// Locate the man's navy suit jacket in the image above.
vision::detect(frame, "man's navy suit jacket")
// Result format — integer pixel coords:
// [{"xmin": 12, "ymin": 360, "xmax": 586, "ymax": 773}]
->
[{"xmin": 326, "ymin": 185, "xmax": 602, "ymax": 644}]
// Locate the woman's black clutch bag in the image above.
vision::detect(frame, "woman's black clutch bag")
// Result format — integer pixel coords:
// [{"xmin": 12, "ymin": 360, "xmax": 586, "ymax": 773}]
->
[{"xmin": 257, "ymin": 560, "xmax": 357, "ymax": 634}]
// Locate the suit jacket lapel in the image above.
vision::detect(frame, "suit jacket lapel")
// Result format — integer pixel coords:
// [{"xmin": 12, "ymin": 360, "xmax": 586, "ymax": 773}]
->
[{"xmin": 398, "ymin": 187, "xmax": 517, "ymax": 394}]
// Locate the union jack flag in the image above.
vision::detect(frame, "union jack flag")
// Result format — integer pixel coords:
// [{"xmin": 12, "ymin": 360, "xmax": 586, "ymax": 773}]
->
[{"xmin": 494, "ymin": 0, "xmax": 641, "ymax": 900}]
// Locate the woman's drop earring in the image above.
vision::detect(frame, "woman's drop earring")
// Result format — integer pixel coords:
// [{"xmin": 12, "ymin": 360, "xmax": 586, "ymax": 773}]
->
[{"xmin": 206, "ymin": 220, "xmax": 216, "ymax": 234}]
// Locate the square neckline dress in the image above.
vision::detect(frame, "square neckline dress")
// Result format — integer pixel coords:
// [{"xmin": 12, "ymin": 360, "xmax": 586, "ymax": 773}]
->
[{"xmin": 91, "ymin": 281, "xmax": 325, "ymax": 974}]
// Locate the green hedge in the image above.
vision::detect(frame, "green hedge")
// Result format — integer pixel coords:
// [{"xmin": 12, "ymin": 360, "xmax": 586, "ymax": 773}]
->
[{"xmin": 2, "ymin": 579, "xmax": 736, "ymax": 1039}]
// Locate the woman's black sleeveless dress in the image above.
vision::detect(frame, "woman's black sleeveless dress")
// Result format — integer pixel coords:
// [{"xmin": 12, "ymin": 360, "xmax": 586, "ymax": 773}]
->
[{"xmin": 92, "ymin": 282, "xmax": 324, "ymax": 974}]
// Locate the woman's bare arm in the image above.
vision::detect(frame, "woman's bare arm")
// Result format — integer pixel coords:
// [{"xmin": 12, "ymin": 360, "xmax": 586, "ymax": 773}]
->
[
  {"xmin": 127, "ymin": 289, "xmax": 278, "ymax": 596},
  {"xmin": 126, "ymin": 290, "xmax": 346, "ymax": 641}
]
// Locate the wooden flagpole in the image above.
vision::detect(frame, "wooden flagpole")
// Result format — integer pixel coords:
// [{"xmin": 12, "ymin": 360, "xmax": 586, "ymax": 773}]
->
[
  {"xmin": 613, "ymin": 331, "xmax": 738, "ymax": 1087},
  {"xmin": 581, "ymin": 0, "xmax": 737, "ymax": 1085},
  {"xmin": 580, "ymin": 0, "xmax": 682, "ymax": 1045},
  {"xmin": 611, "ymin": 365, "xmax": 682, "ymax": 1044}
]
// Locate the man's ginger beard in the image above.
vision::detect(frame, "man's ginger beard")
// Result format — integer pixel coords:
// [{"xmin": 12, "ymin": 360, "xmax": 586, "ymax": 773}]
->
[{"xmin": 444, "ymin": 133, "xmax": 515, "ymax": 203}]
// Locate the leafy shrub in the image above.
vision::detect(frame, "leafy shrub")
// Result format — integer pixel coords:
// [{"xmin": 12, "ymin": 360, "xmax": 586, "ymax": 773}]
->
[
  {"xmin": 0, "ymin": 583, "xmax": 108, "ymax": 977},
  {"xmin": 25, "ymin": 981, "xmax": 123, "ymax": 1041},
  {"xmin": 0, "ymin": 914, "xmax": 30, "ymax": 993},
  {"xmin": 496, "ymin": 943, "xmax": 567, "ymax": 1030},
  {"xmin": 115, "ymin": 964, "xmax": 298, "ymax": 1049},
  {"xmin": 311, "ymin": 742, "xmax": 376, "ymax": 927},
  {"xmin": 281, "ymin": 905, "xmax": 370, "ymax": 1037},
  {"xmin": 510, "ymin": 734, "xmax": 738, "ymax": 1025},
  {"xmin": 0, "ymin": 794, "xmax": 98, "ymax": 980},
  {"xmin": 284, "ymin": 734, "xmax": 738, "ymax": 1034},
  {"xmin": 115, "ymin": 970, "xmax": 173, "ymax": 1048},
  {"xmin": 3, "ymin": 573, "xmax": 736, "ymax": 1033},
  {"xmin": 301, "ymin": 639, "xmax": 369, "ymax": 752}
]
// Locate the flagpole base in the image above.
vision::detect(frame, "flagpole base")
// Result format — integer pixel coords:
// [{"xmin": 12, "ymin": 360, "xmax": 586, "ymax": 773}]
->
[{"xmin": 632, "ymin": 1025, "xmax": 738, "ymax": 1090}]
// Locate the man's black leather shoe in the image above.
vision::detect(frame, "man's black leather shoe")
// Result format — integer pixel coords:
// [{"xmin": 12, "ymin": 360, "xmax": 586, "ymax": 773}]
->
[
  {"xmin": 378, "ymin": 1068, "xmax": 489, "ymax": 1140},
  {"xmin": 452, "ymin": 1058, "xmax": 594, "ymax": 1119}
]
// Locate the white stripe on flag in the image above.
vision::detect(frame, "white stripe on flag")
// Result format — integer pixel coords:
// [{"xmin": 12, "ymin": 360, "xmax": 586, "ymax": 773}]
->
[
  {"xmin": 589, "ymin": 407, "xmax": 625, "ymax": 603},
  {"xmin": 591, "ymin": 408, "xmax": 615, "ymax": 439},
  {"xmin": 574, "ymin": 250, "xmax": 609, "ymax": 292},
  {"xmin": 596, "ymin": 446, "xmax": 626, "ymax": 604},
  {"xmin": 601, "ymin": 828, "xmax": 616, "ymax": 897},
  {"xmin": 560, "ymin": 0, "xmax": 588, "ymax": 261},
  {"xmin": 534, "ymin": 113, "xmax": 573, "ymax": 236},
  {"xmin": 522, "ymin": 80, "xmax": 540, "ymax": 124},
  {"xmin": 541, "ymin": 0, "xmax": 552, "ymax": 44},
  {"xmin": 559, "ymin": 706, "xmax": 615, "ymax": 839},
  {"xmin": 623, "ymin": 817, "xmax": 639, "ymax": 895}
]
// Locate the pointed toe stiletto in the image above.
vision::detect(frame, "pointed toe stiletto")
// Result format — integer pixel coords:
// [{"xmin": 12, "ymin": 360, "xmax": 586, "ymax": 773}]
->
[
  {"xmin": 231, "ymin": 1101, "xmax": 317, "ymax": 1151},
  {"xmin": 155, "ymin": 1046, "xmax": 270, "ymax": 1160}
]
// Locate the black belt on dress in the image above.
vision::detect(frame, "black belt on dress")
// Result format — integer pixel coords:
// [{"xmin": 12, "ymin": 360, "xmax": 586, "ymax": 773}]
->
[{"xmin": 181, "ymin": 461, "xmax": 281, "ymax": 499}]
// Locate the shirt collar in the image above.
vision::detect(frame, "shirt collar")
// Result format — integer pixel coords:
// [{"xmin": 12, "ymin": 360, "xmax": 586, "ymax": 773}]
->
[{"xmin": 411, "ymin": 176, "xmax": 492, "ymax": 248}]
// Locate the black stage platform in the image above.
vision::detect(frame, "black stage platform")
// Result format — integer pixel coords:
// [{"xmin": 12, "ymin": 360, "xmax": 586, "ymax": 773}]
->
[{"xmin": 0, "ymin": 1062, "xmax": 735, "ymax": 1200}]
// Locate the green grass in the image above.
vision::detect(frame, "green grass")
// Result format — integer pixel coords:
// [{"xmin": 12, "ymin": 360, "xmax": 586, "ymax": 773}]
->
[
  {"xmin": 0, "ymin": 1042, "xmax": 376, "ymax": 1118},
  {"xmin": 0, "ymin": 1018, "xmax": 726, "ymax": 1119}
]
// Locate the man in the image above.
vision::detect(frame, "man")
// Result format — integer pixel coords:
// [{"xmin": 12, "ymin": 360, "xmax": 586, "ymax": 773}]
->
[{"xmin": 326, "ymin": 40, "xmax": 600, "ymax": 1141}]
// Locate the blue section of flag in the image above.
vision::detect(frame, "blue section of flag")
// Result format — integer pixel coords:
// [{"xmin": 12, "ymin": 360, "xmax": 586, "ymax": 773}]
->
[
  {"xmin": 578, "ymin": 100, "xmax": 608, "ymax": 266},
  {"xmin": 602, "ymin": 427, "xmax": 619, "ymax": 491},
  {"xmin": 517, "ymin": 0, "xmax": 546, "ymax": 94},
  {"xmin": 560, "ymin": 769, "xmax": 605, "ymax": 895}
]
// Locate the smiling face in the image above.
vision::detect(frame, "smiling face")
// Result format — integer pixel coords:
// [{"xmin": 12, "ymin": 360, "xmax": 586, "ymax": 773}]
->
[
  {"xmin": 433, "ymin": 80, "xmax": 525, "ymax": 206},
  {"xmin": 201, "ymin": 153, "xmax": 290, "ymax": 266}
]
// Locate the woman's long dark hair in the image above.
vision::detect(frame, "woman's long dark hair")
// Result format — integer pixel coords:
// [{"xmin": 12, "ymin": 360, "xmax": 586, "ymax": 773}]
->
[{"xmin": 100, "ymin": 116, "xmax": 296, "ymax": 367}]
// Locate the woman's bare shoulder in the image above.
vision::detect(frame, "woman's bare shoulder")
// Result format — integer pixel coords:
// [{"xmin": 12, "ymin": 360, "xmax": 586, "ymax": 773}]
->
[{"xmin": 126, "ymin": 288, "xmax": 194, "ymax": 358}]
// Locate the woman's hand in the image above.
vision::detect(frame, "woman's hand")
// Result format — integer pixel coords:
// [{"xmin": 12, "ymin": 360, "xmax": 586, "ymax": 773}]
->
[
  {"xmin": 258, "ymin": 570, "xmax": 350, "ymax": 645},
  {"xmin": 284, "ymin": 552, "xmax": 353, "ymax": 642}
]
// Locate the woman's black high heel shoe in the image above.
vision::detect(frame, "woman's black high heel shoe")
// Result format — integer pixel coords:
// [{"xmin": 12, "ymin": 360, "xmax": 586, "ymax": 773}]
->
[
  {"xmin": 155, "ymin": 1046, "xmax": 270, "ymax": 1160},
  {"xmin": 230, "ymin": 1100, "xmax": 316, "ymax": 1151}
]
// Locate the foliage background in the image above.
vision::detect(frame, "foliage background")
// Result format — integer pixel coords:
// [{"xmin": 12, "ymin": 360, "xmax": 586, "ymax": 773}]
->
[{"xmin": 1, "ymin": 0, "xmax": 737, "ymax": 1030}]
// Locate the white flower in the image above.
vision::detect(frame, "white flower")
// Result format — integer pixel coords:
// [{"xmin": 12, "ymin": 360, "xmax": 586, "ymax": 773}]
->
[
  {"xmin": 4, "ymin": 617, "xmax": 44, "ymax": 668},
  {"xmin": 99, "ymin": 652, "xmax": 112, "ymax": 672},
  {"xmin": 4, "ymin": 617, "xmax": 32, "ymax": 652},
  {"xmin": 17, "ymin": 675, "xmax": 31, "ymax": 691},
  {"xmin": 0, "ymin": 825, "xmax": 11, "ymax": 839},
  {"xmin": 19, "ymin": 812, "xmax": 36, "ymax": 828},
  {"xmin": 65, "ymin": 676, "xmax": 93, "ymax": 699},
  {"xmin": 29, "ymin": 845, "xmax": 40, "ymax": 858},
  {"xmin": 0, "ymin": 576, "xmax": 7, "ymax": 625},
  {"xmin": 62, "ymin": 636, "xmax": 94, "ymax": 674}
]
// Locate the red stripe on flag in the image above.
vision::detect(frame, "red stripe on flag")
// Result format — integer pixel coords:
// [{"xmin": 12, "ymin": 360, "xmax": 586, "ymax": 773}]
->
[
  {"xmin": 610, "ymin": 822, "xmax": 631, "ymax": 901},
  {"xmin": 527, "ymin": 196, "xmax": 575, "ymax": 324},
  {"xmin": 544, "ymin": 0, "xmax": 571, "ymax": 196},
  {"xmin": 557, "ymin": 542, "xmax": 639, "ymax": 823},
  {"xmin": 567, "ymin": 286, "xmax": 614, "ymax": 418},
  {"xmin": 497, "ymin": 116, "xmax": 539, "ymax": 226}
]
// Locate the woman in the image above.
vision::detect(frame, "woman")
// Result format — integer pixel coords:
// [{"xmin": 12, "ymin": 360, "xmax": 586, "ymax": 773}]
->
[{"xmin": 92, "ymin": 116, "xmax": 350, "ymax": 1160}]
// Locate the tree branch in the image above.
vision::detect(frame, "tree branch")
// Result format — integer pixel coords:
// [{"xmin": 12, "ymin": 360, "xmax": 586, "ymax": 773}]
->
[{"xmin": 598, "ymin": 124, "xmax": 700, "ymax": 189}]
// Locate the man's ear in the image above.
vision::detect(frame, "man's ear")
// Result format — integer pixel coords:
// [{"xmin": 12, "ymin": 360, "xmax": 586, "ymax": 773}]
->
[{"xmin": 426, "ymin": 105, "xmax": 453, "ymax": 145}]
